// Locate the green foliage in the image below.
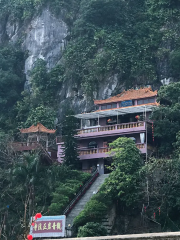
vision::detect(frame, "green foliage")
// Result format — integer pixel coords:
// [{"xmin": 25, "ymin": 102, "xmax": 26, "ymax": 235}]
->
[
  {"xmin": 0, "ymin": 46, "xmax": 25, "ymax": 132},
  {"xmin": 62, "ymin": 109, "xmax": 80, "ymax": 168},
  {"xmin": 152, "ymin": 82, "xmax": 180, "ymax": 155},
  {"xmin": 0, "ymin": 149, "xmax": 90, "ymax": 239},
  {"xmin": 77, "ymin": 222, "xmax": 107, "ymax": 237},
  {"xmin": 29, "ymin": 59, "xmax": 63, "ymax": 105},
  {"xmin": 73, "ymin": 192, "xmax": 111, "ymax": 227},
  {"xmin": 49, "ymin": 172, "xmax": 90, "ymax": 214},
  {"xmin": 0, "ymin": 0, "xmax": 80, "ymax": 25},
  {"xmin": 62, "ymin": 0, "xmax": 180, "ymax": 94},
  {"xmin": 141, "ymin": 157, "xmax": 180, "ymax": 231},
  {"xmin": 105, "ymin": 137, "xmax": 143, "ymax": 206},
  {"xmin": 74, "ymin": 137, "xmax": 142, "ymax": 229},
  {"xmin": 170, "ymin": 50, "xmax": 180, "ymax": 78},
  {"xmin": 16, "ymin": 59, "xmax": 63, "ymax": 129},
  {"xmin": 25, "ymin": 105, "xmax": 56, "ymax": 129}
]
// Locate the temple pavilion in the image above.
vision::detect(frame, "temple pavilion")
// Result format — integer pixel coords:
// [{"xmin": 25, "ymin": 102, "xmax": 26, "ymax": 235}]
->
[{"xmin": 12, "ymin": 123, "xmax": 57, "ymax": 162}]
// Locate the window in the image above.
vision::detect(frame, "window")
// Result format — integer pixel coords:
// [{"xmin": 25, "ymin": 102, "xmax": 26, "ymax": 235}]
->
[
  {"xmin": 112, "ymin": 103, "xmax": 117, "ymax": 108},
  {"xmin": 101, "ymin": 105, "xmax": 107, "ymax": 110},
  {"xmin": 101, "ymin": 103, "xmax": 117, "ymax": 110},
  {"xmin": 137, "ymin": 98, "xmax": 155, "ymax": 105},
  {"xmin": 144, "ymin": 99, "xmax": 149, "ymax": 104},
  {"xmin": 88, "ymin": 141, "xmax": 97, "ymax": 148},
  {"xmin": 149, "ymin": 98, "xmax": 155, "ymax": 103},
  {"xmin": 137, "ymin": 99, "xmax": 143, "ymax": 105}
]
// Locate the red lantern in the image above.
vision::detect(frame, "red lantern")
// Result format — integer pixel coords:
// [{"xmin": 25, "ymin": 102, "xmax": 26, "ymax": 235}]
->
[
  {"xmin": 27, "ymin": 235, "xmax": 33, "ymax": 240},
  {"xmin": 35, "ymin": 213, "xmax": 42, "ymax": 219},
  {"xmin": 154, "ymin": 212, "xmax": 156, "ymax": 219},
  {"xmin": 31, "ymin": 222, "xmax": 35, "ymax": 226},
  {"xmin": 158, "ymin": 207, "xmax": 161, "ymax": 216}
]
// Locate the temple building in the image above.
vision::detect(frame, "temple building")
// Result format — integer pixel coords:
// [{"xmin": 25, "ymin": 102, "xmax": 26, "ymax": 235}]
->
[
  {"xmin": 12, "ymin": 123, "xmax": 57, "ymax": 162},
  {"xmin": 57, "ymin": 87, "xmax": 158, "ymax": 174}
]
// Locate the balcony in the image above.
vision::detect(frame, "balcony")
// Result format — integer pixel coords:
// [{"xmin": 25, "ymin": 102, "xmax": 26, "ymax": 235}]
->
[
  {"xmin": 11, "ymin": 142, "xmax": 57, "ymax": 160},
  {"xmin": 11, "ymin": 142, "xmax": 40, "ymax": 151},
  {"xmin": 77, "ymin": 121, "xmax": 146, "ymax": 139},
  {"xmin": 78, "ymin": 143, "xmax": 146, "ymax": 160}
]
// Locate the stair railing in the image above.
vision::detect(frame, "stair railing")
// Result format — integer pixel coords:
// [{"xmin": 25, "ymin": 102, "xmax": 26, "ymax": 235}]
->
[{"xmin": 63, "ymin": 169, "xmax": 99, "ymax": 216}]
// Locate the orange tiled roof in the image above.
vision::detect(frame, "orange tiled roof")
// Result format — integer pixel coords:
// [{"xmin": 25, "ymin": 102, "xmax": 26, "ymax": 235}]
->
[
  {"xmin": 20, "ymin": 123, "xmax": 56, "ymax": 134},
  {"xmin": 94, "ymin": 87, "xmax": 157, "ymax": 105},
  {"xmin": 94, "ymin": 102, "xmax": 159, "ymax": 113}
]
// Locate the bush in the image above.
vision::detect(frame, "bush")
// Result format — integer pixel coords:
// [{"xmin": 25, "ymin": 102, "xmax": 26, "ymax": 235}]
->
[
  {"xmin": 49, "ymin": 171, "xmax": 90, "ymax": 215},
  {"xmin": 77, "ymin": 222, "xmax": 107, "ymax": 237}
]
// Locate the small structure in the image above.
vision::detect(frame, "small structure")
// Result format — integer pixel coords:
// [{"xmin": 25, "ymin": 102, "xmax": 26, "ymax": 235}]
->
[
  {"xmin": 57, "ymin": 87, "xmax": 158, "ymax": 174},
  {"xmin": 20, "ymin": 123, "xmax": 56, "ymax": 151},
  {"xmin": 12, "ymin": 123, "xmax": 57, "ymax": 162}
]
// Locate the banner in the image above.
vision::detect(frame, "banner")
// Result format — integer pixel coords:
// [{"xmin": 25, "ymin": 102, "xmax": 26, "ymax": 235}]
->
[
  {"xmin": 30, "ymin": 215, "xmax": 66, "ymax": 238},
  {"xmin": 140, "ymin": 133, "xmax": 145, "ymax": 144},
  {"xmin": 121, "ymin": 100, "xmax": 132, "ymax": 107}
]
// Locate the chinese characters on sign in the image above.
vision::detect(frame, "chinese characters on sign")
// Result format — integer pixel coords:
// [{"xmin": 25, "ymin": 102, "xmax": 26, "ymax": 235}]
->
[{"xmin": 30, "ymin": 216, "xmax": 66, "ymax": 238}]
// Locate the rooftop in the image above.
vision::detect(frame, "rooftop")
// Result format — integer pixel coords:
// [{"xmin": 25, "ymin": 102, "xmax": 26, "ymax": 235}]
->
[
  {"xmin": 94, "ymin": 87, "xmax": 157, "ymax": 105},
  {"xmin": 20, "ymin": 123, "xmax": 56, "ymax": 134},
  {"xmin": 75, "ymin": 103, "xmax": 158, "ymax": 119}
]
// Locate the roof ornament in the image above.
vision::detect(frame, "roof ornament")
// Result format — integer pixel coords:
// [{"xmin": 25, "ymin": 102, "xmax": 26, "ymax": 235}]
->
[{"xmin": 20, "ymin": 123, "xmax": 56, "ymax": 134}]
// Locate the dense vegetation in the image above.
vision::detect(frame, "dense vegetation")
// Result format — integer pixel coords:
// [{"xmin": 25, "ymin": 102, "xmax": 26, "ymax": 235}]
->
[
  {"xmin": 1, "ymin": 0, "xmax": 180, "ymax": 238},
  {"xmin": 0, "ymin": 136, "xmax": 90, "ymax": 239},
  {"xmin": 74, "ymin": 137, "xmax": 180, "ymax": 235},
  {"xmin": 1, "ymin": 0, "xmax": 180, "ymax": 131},
  {"xmin": 0, "ymin": 46, "xmax": 25, "ymax": 132}
]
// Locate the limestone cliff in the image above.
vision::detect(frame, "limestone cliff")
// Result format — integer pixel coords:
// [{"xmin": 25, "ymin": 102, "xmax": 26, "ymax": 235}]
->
[{"xmin": 0, "ymin": 0, "xmax": 179, "ymax": 118}]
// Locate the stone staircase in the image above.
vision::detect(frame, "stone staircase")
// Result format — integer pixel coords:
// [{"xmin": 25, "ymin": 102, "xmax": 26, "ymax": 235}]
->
[{"xmin": 66, "ymin": 174, "xmax": 109, "ymax": 228}]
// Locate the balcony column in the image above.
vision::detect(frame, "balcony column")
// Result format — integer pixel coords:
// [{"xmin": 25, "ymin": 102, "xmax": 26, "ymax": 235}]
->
[
  {"xmin": 97, "ymin": 159, "xmax": 104, "ymax": 175},
  {"xmin": 117, "ymin": 112, "xmax": 119, "ymax": 126},
  {"xmin": 81, "ymin": 118, "xmax": 82, "ymax": 129}
]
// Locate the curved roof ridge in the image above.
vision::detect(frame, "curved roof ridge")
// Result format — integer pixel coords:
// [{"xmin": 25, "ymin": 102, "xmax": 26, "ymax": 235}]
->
[
  {"xmin": 94, "ymin": 87, "xmax": 157, "ymax": 105},
  {"xmin": 20, "ymin": 123, "xmax": 56, "ymax": 134}
]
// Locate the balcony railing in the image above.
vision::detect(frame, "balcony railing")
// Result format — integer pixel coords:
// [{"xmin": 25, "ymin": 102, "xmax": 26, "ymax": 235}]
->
[
  {"xmin": 136, "ymin": 143, "xmax": 146, "ymax": 149},
  {"xmin": 77, "ymin": 121, "xmax": 145, "ymax": 135},
  {"xmin": 11, "ymin": 142, "xmax": 40, "ymax": 151},
  {"xmin": 79, "ymin": 147, "xmax": 111, "ymax": 156},
  {"xmin": 79, "ymin": 144, "xmax": 146, "ymax": 156}
]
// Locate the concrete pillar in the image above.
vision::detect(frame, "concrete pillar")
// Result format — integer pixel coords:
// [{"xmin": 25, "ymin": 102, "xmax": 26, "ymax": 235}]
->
[{"xmin": 97, "ymin": 159, "xmax": 104, "ymax": 175}]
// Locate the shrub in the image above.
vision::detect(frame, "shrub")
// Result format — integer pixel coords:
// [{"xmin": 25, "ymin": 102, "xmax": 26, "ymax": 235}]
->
[{"xmin": 77, "ymin": 222, "xmax": 107, "ymax": 237}]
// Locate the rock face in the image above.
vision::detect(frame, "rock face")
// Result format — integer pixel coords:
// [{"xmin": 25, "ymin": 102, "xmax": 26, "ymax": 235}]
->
[
  {"xmin": 2, "ymin": 9, "xmax": 68, "ymax": 80},
  {"xmin": 0, "ymin": 7, "xmax": 119, "ymax": 114},
  {"xmin": 57, "ymin": 74, "xmax": 119, "ymax": 119},
  {"xmin": 22, "ymin": 9, "xmax": 68, "ymax": 79}
]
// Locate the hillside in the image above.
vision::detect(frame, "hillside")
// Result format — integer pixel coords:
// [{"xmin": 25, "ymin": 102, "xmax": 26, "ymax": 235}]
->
[
  {"xmin": 1, "ymin": 0, "xmax": 180, "ymax": 239},
  {"xmin": 0, "ymin": 0, "xmax": 180, "ymax": 130}
]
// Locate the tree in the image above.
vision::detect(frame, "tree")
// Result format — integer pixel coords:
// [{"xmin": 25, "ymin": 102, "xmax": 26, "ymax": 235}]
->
[
  {"xmin": 0, "ymin": 46, "xmax": 25, "ymax": 132},
  {"xmin": 77, "ymin": 222, "xmax": 107, "ymax": 237},
  {"xmin": 151, "ymin": 82, "xmax": 180, "ymax": 155},
  {"xmin": 61, "ymin": 109, "xmax": 80, "ymax": 168},
  {"xmin": 105, "ymin": 137, "xmax": 143, "ymax": 206},
  {"xmin": 74, "ymin": 137, "xmax": 143, "ymax": 230},
  {"xmin": 141, "ymin": 157, "xmax": 180, "ymax": 231},
  {"xmin": 25, "ymin": 105, "xmax": 56, "ymax": 129}
]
